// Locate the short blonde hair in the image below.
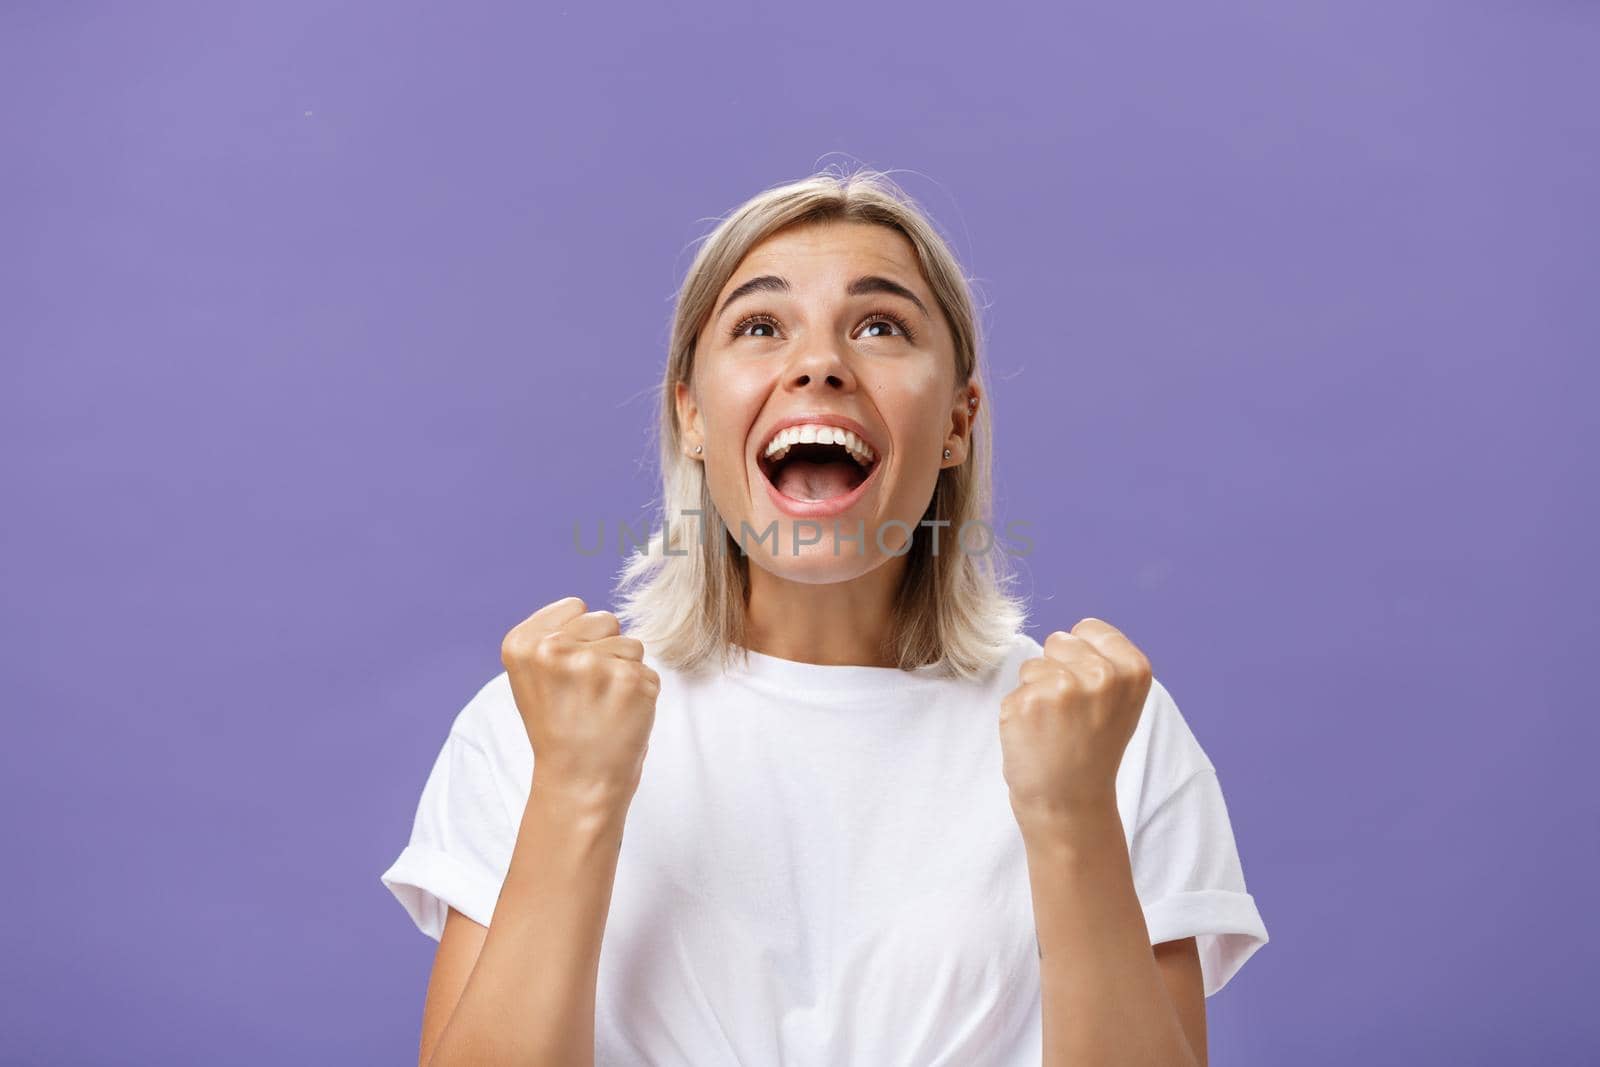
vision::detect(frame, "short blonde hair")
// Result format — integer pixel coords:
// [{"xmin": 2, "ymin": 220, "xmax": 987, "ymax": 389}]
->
[{"xmin": 613, "ymin": 166, "xmax": 1028, "ymax": 680}]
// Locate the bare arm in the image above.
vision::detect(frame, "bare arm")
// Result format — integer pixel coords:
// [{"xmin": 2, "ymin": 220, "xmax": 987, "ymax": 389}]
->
[
  {"xmin": 1021, "ymin": 803, "xmax": 1206, "ymax": 1067},
  {"xmin": 419, "ymin": 778, "xmax": 630, "ymax": 1067},
  {"xmin": 410, "ymin": 596, "xmax": 656, "ymax": 1065}
]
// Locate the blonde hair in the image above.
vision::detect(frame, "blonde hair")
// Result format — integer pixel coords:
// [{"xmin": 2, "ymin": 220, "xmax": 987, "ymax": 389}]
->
[{"xmin": 613, "ymin": 166, "xmax": 1028, "ymax": 680}]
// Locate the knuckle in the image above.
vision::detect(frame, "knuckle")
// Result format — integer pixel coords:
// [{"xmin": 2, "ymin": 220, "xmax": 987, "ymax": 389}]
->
[
  {"xmin": 532, "ymin": 631, "xmax": 570, "ymax": 669},
  {"xmin": 500, "ymin": 629, "xmax": 533, "ymax": 664}
]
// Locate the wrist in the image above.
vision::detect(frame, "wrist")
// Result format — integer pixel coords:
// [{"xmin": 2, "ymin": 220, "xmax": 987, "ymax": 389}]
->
[
  {"xmin": 529, "ymin": 771, "xmax": 635, "ymax": 825},
  {"xmin": 1010, "ymin": 790, "xmax": 1122, "ymax": 844}
]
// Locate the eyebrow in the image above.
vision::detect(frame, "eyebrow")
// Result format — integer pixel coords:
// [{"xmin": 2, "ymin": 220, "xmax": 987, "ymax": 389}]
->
[{"xmin": 715, "ymin": 274, "xmax": 931, "ymax": 321}]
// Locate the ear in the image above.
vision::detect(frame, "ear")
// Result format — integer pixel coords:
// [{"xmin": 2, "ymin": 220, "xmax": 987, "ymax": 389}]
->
[
  {"xmin": 941, "ymin": 381, "xmax": 981, "ymax": 469},
  {"xmin": 674, "ymin": 380, "xmax": 704, "ymax": 460}
]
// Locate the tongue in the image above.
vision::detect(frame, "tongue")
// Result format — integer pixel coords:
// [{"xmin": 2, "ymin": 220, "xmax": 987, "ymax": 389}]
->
[{"xmin": 775, "ymin": 459, "xmax": 860, "ymax": 501}]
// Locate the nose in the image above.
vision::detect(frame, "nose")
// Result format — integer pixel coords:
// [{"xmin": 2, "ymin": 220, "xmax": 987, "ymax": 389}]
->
[{"xmin": 782, "ymin": 345, "xmax": 856, "ymax": 394}]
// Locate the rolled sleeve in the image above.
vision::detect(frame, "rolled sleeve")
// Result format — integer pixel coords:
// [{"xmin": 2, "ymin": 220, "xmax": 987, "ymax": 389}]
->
[
  {"xmin": 380, "ymin": 730, "xmax": 516, "ymax": 942},
  {"xmin": 1131, "ymin": 768, "xmax": 1269, "ymax": 996}
]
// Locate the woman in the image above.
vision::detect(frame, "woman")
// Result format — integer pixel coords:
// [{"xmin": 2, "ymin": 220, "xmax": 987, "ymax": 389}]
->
[{"xmin": 380, "ymin": 168, "xmax": 1268, "ymax": 1066}]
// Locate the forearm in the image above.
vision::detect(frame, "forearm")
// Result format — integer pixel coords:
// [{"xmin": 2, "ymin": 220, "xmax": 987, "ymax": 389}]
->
[
  {"xmin": 1020, "ymin": 802, "xmax": 1198, "ymax": 1067},
  {"xmin": 426, "ymin": 776, "xmax": 630, "ymax": 1067}
]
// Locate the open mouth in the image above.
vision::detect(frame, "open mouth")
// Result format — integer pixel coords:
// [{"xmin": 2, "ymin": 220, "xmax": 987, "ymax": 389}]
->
[{"xmin": 756, "ymin": 424, "xmax": 880, "ymax": 503}]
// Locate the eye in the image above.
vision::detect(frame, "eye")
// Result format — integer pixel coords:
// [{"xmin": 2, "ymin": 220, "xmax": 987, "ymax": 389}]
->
[
  {"xmin": 857, "ymin": 309, "xmax": 917, "ymax": 343},
  {"xmin": 728, "ymin": 313, "xmax": 780, "ymax": 340},
  {"xmin": 725, "ymin": 309, "xmax": 919, "ymax": 344}
]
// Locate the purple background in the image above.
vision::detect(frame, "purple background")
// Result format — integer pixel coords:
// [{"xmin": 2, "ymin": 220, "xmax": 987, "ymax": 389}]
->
[{"xmin": 4, "ymin": 2, "xmax": 1595, "ymax": 1063}]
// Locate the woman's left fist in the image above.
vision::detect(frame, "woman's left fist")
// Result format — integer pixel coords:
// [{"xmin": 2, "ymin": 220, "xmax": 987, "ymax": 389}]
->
[{"xmin": 999, "ymin": 618, "xmax": 1154, "ymax": 823}]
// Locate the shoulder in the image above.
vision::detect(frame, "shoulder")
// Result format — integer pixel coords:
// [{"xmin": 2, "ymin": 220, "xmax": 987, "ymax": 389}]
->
[
  {"xmin": 1009, "ymin": 629, "xmax": 1045, "ymax": 665},
  {"xmin": 1130, "ymin": 675, "xmax": 1216, "ymax": 775},
  {"xmin": 444, "ymin": 670, "xmax": 535, "ymax": 801},
  {"xmin": 1116, "ymin": 673, "xmax": 1220, "ymax": 829},
  {"xmin": 979, "ymin": 628, "xmax": 1044, "ymax": 689},
  {"xmin": 444, "ymin": 671, "xmax": 515, "ymax": 747}
]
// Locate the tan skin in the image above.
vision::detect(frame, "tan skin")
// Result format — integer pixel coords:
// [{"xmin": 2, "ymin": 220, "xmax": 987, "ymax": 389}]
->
[{"xmin": 411, "ymin": 220, "xmax": 1207, "ymax": 1066}]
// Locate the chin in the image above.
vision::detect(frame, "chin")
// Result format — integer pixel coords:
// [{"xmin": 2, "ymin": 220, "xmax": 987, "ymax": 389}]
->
[{"xmin": 744, "ymin": 538, "xmax": 886, "ymax": 585}]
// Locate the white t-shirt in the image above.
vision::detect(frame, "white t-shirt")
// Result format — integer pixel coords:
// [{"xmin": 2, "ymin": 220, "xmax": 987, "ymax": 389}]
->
[{"xmin": 380, "ymin": 630, "xmax": 1268, "ymax": 1066}]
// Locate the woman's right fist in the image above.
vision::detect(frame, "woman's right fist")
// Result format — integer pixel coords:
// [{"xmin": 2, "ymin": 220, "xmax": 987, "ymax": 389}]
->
[{"xmin": 500, "ymin": 596, "xmax": 661, "ymax": 808}]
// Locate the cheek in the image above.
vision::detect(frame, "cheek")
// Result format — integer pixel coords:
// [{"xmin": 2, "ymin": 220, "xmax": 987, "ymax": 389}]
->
[
  {"xmin": 872, "ymin": 376, "xmax": 951, "ymax": 452},
  {"xmin": 697, "ymin": 365, "xmax": 773, "ymax": 452}
]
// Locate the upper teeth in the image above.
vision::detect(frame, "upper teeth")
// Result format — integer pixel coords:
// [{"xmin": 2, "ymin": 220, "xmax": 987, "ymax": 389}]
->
[{"xmin": 762, "ymin": 424, "xmax": 876, "ymax": 467}]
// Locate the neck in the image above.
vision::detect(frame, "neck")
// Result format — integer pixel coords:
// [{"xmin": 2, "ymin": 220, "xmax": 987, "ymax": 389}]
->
[{"xmin": 742, "ymin": 554, "xmax": 908, "ymax": 667}]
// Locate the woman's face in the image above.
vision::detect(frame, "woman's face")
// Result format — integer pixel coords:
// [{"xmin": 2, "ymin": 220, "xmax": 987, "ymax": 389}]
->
[{"xmin": 676, "ymin": 219, "xmax": 977, "ymax": 584}]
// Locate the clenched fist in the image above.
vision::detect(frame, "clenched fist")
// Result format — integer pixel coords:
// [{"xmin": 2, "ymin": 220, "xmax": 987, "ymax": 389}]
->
[
  {"xmin": 999, "ymin": 618, "xmax": 1154, "ymax": 825},
  {"xmin": 500, "ymin": 596, "xmax": 661, "ymax": 809}
]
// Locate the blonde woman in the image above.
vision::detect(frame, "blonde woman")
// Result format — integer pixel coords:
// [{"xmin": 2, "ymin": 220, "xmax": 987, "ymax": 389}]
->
[{"xmin": 381, "ymin": 168, "xmax": 1268, "ymax": 1066}]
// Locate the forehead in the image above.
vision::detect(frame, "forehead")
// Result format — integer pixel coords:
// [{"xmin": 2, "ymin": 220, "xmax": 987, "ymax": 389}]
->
[{"xmin": 724, "ymin": 220, "xmax": 924, "ymax": 289}]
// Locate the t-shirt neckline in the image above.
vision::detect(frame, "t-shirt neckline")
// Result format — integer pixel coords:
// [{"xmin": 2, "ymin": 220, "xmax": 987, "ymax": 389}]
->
[{"xmin": 726, "ymin": 644, "xmax": 951, "ymax": 692}]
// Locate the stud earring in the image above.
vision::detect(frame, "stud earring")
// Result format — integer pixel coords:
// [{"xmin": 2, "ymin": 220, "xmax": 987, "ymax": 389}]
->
[
  {"xmin": 693, "ymin": 444, "xmax": 703, "ymax": 454},
  {"xmin": 943, "ymin": 448, "xmax": 952, "ymax": 459}
]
